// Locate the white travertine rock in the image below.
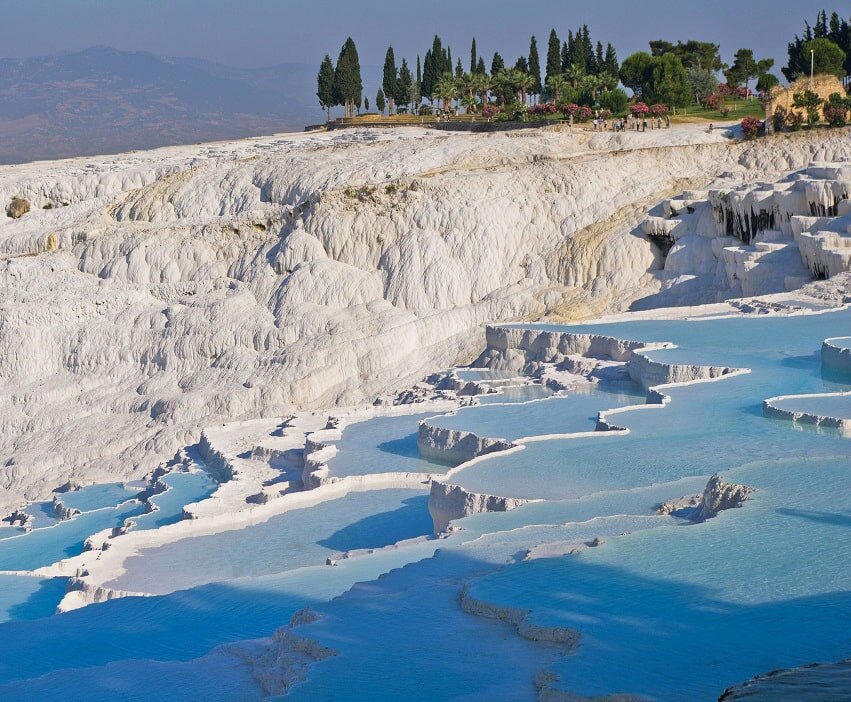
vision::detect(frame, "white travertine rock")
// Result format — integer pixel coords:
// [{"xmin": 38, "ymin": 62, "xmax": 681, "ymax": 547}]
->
[
  {"xmin": 428, "ymin": 480, "xmax": 530, "ymax": 534},
  {"xmin": 1, "ymin": 126, "xmax": 850, "ymax": 514}
]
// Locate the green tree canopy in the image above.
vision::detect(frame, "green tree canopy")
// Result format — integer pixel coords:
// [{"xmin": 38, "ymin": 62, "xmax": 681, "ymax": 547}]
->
[
  {"xmin": 491, "ymin": 52, "xmax": 505, "ymax": 75},
  {"xmin": 724, "ymin": 48, "xmax": 774, "ymax": 88},
  {"xmin": 785, "ymin": 11, "xmax": 851, "ymax": 80},
  {"xmin": 396, "ymin": 58, "xmax": 413, "ymax": 110},
  {"xmin": 316, "ymin": 54, "xmax": 335, "ymax": 120},
  {"xmin": 382, "ymin": 47, "xmax": 398, "ymax": 110},
  {"xmin": 546, "ymin": 29, "xmax": 561, "ymax": 84},
  {"xmin": 686, "ymin": 65, "xmax": 718, "ymax": 104},
  {"xmin": 619, "ymin": 51, "xmax": 654, "ymax": 96},
  {"xmin": 333, "ymin": 37, "xmax": 362, "ymax": 117},
  {"xmin": 649, "ymin": 40, "xmax": 723, "ymax": 71},
  {"xmin": 802, "ymin": 38, "xmax": 847, "ymax": 78},
  {"xmin": 376, "ymin": 88, "xmax": 386, "ymax": 114},
  {"xmin": 528, "ymin": 36, "xmax": 542, "ymax": 94},
  {"xmin": 646, "ymin": 53, "xmax": 691, "ymax": 107},
  {"xmin": 756, "ymin": 72, "xmax": 779, "ymax": 93}
]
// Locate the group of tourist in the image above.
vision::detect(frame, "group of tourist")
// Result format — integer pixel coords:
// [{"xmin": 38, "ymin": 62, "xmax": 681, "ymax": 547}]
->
[{"xmin": 591, "ymin": 114, "xmax": 671, "ymax": 132}]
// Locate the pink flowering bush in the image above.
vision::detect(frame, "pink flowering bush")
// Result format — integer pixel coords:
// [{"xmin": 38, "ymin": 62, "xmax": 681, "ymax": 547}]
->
[
  {"xmin": 529, "ymin": 102, "xmax": 559, "ymax": 116},
  {"xmin": 734, "ymin": 86, "xmax": 752, "ymax": 100},
  {"xmin": 481, "ymin": 105, "xmax": 498, "ymax": 118},
  {"xmin": 575, "ymin": 105, "xmax": 593, "ymax": 122},
  {"xmin": 559, "ymin": 102, "xmax": 580, "ymax": 118},
  {"xmin": 740, "ymin": 116, "xmax": 761, "ymax": 138},
  {"xmin": 649, "ymin": 103, "xmax": 668, "ymax": 117},
  {"xmin": 630, "ymin": 101, "xmax": 650, "ymax": 116},
  {"xmin": 717, "ymin": 83, "xmax": 732, "ymax": 96}
]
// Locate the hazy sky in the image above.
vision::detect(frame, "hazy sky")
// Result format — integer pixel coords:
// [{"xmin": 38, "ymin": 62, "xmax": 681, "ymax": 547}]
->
[{"xmin": 0, "ymin": 0, "xmax": 836, "ymax": 71}]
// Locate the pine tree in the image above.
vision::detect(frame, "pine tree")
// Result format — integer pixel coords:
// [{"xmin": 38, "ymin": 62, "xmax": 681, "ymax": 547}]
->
[
  {"xmin": 333, "ymin": 38, "xmax": 362, "ymax": 118},
  {"xmin": 515, "ymin": 56, "xmax": 528, "ymax": 73},
  {"xmin": 456, "ymin": 58, "xmax": 463, "ymax": 79},
  {"xmin": 561, "ymin": 36, "xmax": 571, "ymax": 71},
  {"xmin": 383, "ymin": 47, "xmax": 398, "ymax": 113},
  {"xmin": 546, "ymin": 29, "xmax": 561, "ymax": 84},
  {"xmin": 528, "ymin": 36, "xmax": 542, "ymax": 96},
  {"xmin": 594, "ymin": 42, "xmax": 604, "ymax": 75},
  {"xmin": 470, "ymin": 38, "xmax": 478, "ymax": 73},
  {"xmin": 477, "ymin": 57, "xmax": 486, "ymax": 75},
  {"xmin": 316, "ymin": 54, "xmax": 335, "ymax": 121},
  {"xmin": 604, "ymin": 43, "xmax": 619, "ymax": 76},
  {"xmin": 491, "ymin": 52, "xmax": 505, "ymax": 75},
  {"xmin": 581, "ymin": 25, "xmax": 594, "ymax": 73}
]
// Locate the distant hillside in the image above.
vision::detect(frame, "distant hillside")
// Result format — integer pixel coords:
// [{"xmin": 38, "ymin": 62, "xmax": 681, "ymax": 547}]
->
[{"xmin": 0, "ymin": 47, "xmax": 326, "ymax": 164}]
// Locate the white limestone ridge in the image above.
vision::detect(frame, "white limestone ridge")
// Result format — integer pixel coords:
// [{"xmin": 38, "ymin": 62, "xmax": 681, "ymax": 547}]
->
[{"xmin": 1, "ymin": 125, "xmax": 851, "ymax": 513}]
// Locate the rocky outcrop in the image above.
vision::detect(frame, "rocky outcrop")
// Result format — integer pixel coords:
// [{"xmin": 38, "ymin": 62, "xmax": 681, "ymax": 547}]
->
[
  {"xmin": 6, "ymin": 196, "xmax": 30, "ymax": 219},
  {"xmin": 627, "ymin": 352, "xmax": 740, "ymax": 388},
  {"xmin": 690, "ymin": 474, "xmax": 754, "ymax": 522},
  {"xmin": 417, "ymin": 422, "xmax": 514, "ymax": 465},
  {"xmin": 50, "ymin": 495, "xmax": 81, "ymax": 520},
  {"xmin": 428, "ymin": 481, "xmax": 530, "ymax": 534},
  {"xmin": 231, "ymin": 608, "xmax": 337, "ymax": 697},
  {"xmin": 459, "ymin": 585, "xmax": 580, "ymax": 647},
  {"xmin": 822, "ymin": 337, "xmax": 851, "ymax": 375}
]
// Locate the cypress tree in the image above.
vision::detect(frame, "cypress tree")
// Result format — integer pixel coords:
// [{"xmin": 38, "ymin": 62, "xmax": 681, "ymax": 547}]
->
[
  {"xmin": 528, "ymin": 36, "xmax": 542, "ymax": 95},
  {"xmin": 376, "ymin": 88, "xmax": 386, "ymax": 114},
  {"xmin": 396, "ymin": 58, "xmax": 413, "ymax": 111},
  {"xmin": 316, "ymin": 54, "xmax": 335, "ymax": 121},
  {"xmin": 447, "ymin": 46, "xmax": 453, "ymax": 75},
  {"xmin": 333, "ymin": 37, "xmax": 362, "ymax": 118},
  {"xmin": 383, "ymin": 47, "xmax": 398, "ymax": 113},
  {"xmin": 561, "ymin": 35, "xmax": 571, "ymax": 71},
  {"xmin": 470, "ymin": 38, "xmax": 478, "ymax": 73},
  {"xmin": 581, "ymin": 26, "xmax": 594, "ymax": 73},
  {"xmin": 477, "ymin": 57, "xmax": 486, "ymax": 75},
  {"xmin": 546, "ymin": 29, "xmax": 561, "ymax": 84},
  {"xmin": 491, "ymin": 52, "xmax": 505, "ymax": 75},
  {"xmin": 422, "ymin": 50, "xmax": 434, "ymax": 103},
  {"xmin": 515, "ymin": 56, "xmax": 528, "ymax": 73},
  {"xmin": 456, "ymin": 58, "xmax": 463, "ymax": 79}
]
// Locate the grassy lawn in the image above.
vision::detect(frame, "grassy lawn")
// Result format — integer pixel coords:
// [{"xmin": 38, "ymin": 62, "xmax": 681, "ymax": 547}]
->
[{"xmin": 672, "ymin": 98, "xmax": 764, "ymax": 123}]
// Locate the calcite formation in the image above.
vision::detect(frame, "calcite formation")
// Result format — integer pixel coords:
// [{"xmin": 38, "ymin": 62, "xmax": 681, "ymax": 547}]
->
[{"xmin": 1, "ymin": 125, "xmax": 850, "ymax": 513}]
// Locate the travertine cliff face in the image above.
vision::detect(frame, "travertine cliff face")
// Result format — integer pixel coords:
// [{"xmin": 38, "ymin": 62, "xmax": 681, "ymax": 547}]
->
[{"xmin": 1, "ymin": 125, "xmax": 850, "ymax": 512}]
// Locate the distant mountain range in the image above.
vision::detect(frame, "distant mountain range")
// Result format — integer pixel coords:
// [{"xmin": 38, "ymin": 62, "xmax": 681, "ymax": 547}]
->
[{"xmin": 0, "ymin": 46, "xmax": 328, "ymax": 164}]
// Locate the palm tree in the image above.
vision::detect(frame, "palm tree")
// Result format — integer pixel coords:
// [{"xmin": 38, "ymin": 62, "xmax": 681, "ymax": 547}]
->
[
  {"xmin": 564, "ymin": 63, "xmax": 585, "ymax": 89},
  {"xmin": 546, "ymin": 74, "xmax": 569, "ymax": 103},
  {"xmin": 598, "ymin": 71, "xmax": 618, "ymax": 93},
  {"xmin": 581, "ymin": 74, "xmax": 603, "ymax": 102},
  {"xmin": 470, "ymin": 72, "xmax": 491, "ymax": 108},
  {"xmin": 516, "ymin": 72, "xmax": 535, "ymax": 105},
  {"xmin": 433, "ymin": 73, "xmax": 457, "ymax": 112}
]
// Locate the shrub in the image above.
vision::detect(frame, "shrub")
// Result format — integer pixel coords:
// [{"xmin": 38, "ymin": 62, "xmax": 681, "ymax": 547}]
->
[
  {"xmin": 529, "ymin": 102, "xmax": 559, "ymax": 116},
  {"xmin": 649, "ymin": 103, "xmax": 669, "ymax": 117},
  {"xmin": 575, "ymin": 105, "xmax": 593, "ymax": 122},
  {"xmin": 512, "ymin": 102, "xmax": 528, "ymax": 121},
  {"xmin": 717, "ymin": 83, "xmax": 732, "ymax": 96},
  {"xmin": 786, "ymin": 110, "xmax": 804, "ymax": 130},
  {"xmin": 792, "ymin": 89, "xmax": 824, "ymax": 127},
  {"xmin": 481, "ymin": 105, "xmax": 498, "ymax": 118},
  {"xmin": 419, "ymin": 105, "xmax": 433, "ymax": 115},
  {"xmin": 823, "ymin": 93, "xmax": 849, "ymax": 127},
  {"xmin": 740, "ymin": 116, "xmax": 761, "ymax": 138},
  {"xmin": 560, "ymin": 102, "xmax": 580, "ymax": 119},
  {"xmin": 598, "ymin": 88, "xmax": 629, "ymax": 115},
  {"xmin": 630, "ymin": 101, "xmax": 650, "ymax": 116}
]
